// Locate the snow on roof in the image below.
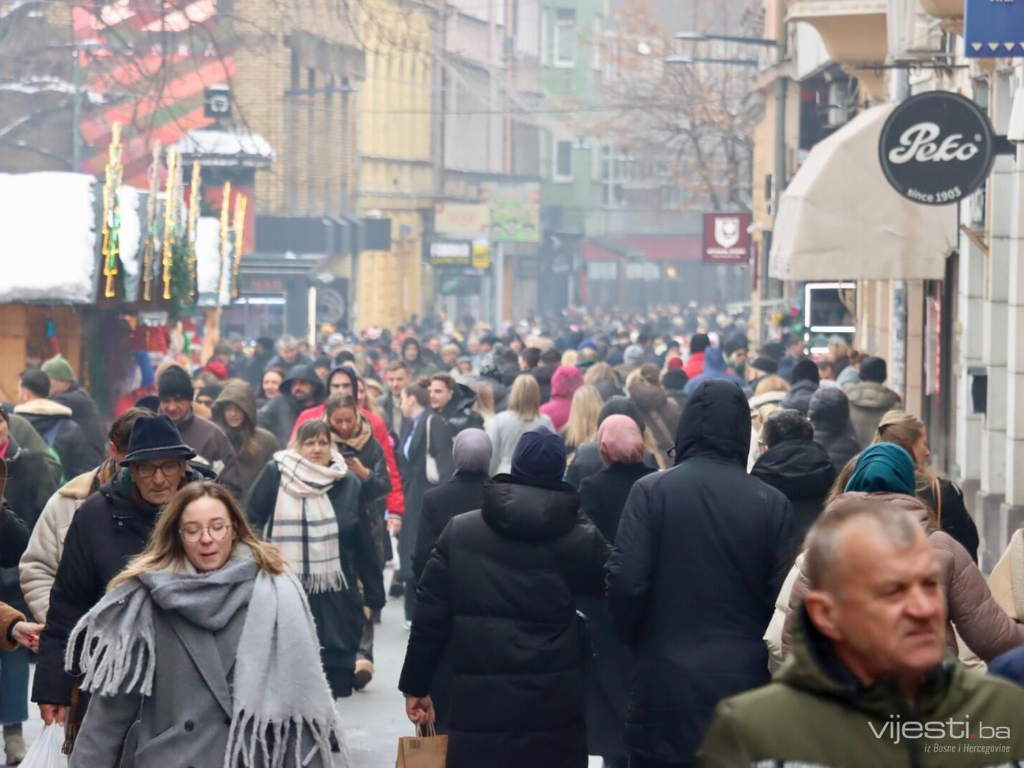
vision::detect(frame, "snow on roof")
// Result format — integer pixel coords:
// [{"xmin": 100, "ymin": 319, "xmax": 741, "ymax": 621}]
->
[
  {"xmin": 0, "ymin": 77, "xmax": 106, "ymax": 104},
  {"xmin": 118, "ymin": 186, "xmax": 141, "ymax": 276},
  {"xmin": 0, "ymin": 172, "xmax": 97, "ymax": 303},
  {"xmin": 195, "ymin": 216, "xmax": 232, "ymax": 306},
  {"xmin": 173, "ymin": 129, "xmax": 276, "ymax": 167}
]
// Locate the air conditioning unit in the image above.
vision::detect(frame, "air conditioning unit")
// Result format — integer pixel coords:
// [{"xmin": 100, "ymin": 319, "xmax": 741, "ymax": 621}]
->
[{"xmin": 887, "ymin": 0, "xmax": 946, "ymax": 61}]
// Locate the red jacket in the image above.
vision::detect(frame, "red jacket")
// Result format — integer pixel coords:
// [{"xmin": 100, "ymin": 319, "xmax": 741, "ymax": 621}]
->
[
  {"xmin": 683, "ymin": 350, "xmax": 705, "ymax": 380},
  {"xmin": 292, "ymin": 404, "xmax": 406, "ymax": 516}
]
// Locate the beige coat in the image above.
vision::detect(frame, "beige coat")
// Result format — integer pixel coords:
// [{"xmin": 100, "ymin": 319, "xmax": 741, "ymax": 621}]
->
[
  {"xmin": 19, "ymin": 469, "xmax": 97, "ymax": 622},
  {"xmin": 989, "ymin": 529, "xmax": 1024, "ymax": 622},
  {"xmin": 770, "ymin": 493, "xmax": 1024, "ymax": 667}
]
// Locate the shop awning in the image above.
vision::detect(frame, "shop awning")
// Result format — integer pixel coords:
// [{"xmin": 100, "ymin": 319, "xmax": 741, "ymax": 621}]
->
[{"xmin": 769, "ymin": 105, "xmax": 957, "ymax": 282}]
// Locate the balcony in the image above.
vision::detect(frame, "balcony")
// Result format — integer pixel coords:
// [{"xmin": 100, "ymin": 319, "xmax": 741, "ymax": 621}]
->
[
  {"xmin": 787, "ymin": 0, "xmax": 887, "ymax": 99},
  {"xmin": 918, "ymin": 0, "xmax": 963, "ymax": 23}
]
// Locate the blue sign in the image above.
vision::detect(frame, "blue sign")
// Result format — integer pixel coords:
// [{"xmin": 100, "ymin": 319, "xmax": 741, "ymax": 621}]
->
[{"xmin": 965, "ymin": 0, "xmax": 1024, "ymax": 58}]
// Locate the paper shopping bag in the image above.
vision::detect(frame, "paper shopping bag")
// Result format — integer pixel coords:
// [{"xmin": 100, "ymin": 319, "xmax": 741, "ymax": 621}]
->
[{"xmin": 395, "ymin": 724, "xmax": 448, "ymax": 768}]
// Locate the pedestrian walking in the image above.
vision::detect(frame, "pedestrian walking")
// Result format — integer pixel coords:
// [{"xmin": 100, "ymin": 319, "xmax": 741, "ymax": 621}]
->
[
  {"xmin": 409, "ymin": 428, "xmax": 492, "ymax": 733},
  {"xmin": 682, "ymin": 347, "xmax": 743, "ymax": 395},
  {"xmin": 395, "ymin": 384, "xmax": 454, "ymax": 623},
  {"xmin": 20, "ymin": 407, "xmax": 152, "ymax": 623},
  {"xmin": 607, "ymin": 380, "xmax": 798, "ymax": 768},
  {"xmin": 477, "ymin": 352, "xmax": 510, "ymax": 412},
  {"xmin": 380, "ymin": 360, "xmax": 411, "ymax": 440},
  {"xmin": 562, "ymin": 384, "xmax": 603, "ymax": 459},
  {"xmin": 627, "ymin": 364, "xmax": 683, "ymax": 468},
  {"xmin": 486, "ymin": 375, "xmax": 554, "ymax": 476},
  {"xmin": 540, "ymin": 365, "xmax": 584, "ymax": 432},
  {"xmin": 565, "ymin": 396, "xmax": 660, "ymax": 489},
  {"xmin": 662, "ymin": 367, "xmax": 689, "ymax": 412},
  {"xmin": 845, "ymin": 356, "xmax": 902, "ymax": 446},
  {"xmin": 775, "ymin": 333, "xmax": 808, "ymax": 383},
  {"xmin": 157, "ymin": 365, "xmax": 244, "ymax": 497},
  {"xmin": 698, "ymin": 496, "xmax": 1024, "ymax": 767},
  {"xmin": 779, "ymin": 358, "xmax": 820, "ymax": 415},
  {"xmin": 873, "ymin": 410, "xmax": 980, "ymax": 562},
  {"xmin": 578, "ymin": 415, "xmax": 655, "ymax": 768},
  {"xmin": 32, "ymin": 414, "xmax": 213, "ymax": 738},
  {"xmin": 428, "ymin": 374, "xmax": 484, "ymax": 435},
  {"xmin": 257, "ymin": 366, "xmax": 285, "ymax": 408},
  {"xmin": 399, "ymin": 428, "xmax": 609, "ymax": 768},
  {"xmin": 401, "ymin": 338, "xmax": 437, "ymax": 379},
  {"xmin": 750, "ymin": 409, "xmax": 836, "ymax": 540},
  {"xmin": 40, "ymin": 354, "xmax": 106, "ymax": 459},
  {"xmin": 530, "ymin": 348, "xmax": 561, "ymax": 404},
  {"xmin": 245, "ymin": 420, "xmax": 386, "ymax": 699},
  {"xmin": 68, "ymin": 482, "xmax": 343, "ymax": 768},
  {"xmin": 682, "ymin": 333, "xmax": 710, "ymax": 380},
  {"xmin": 210, "ymin": 381, "xmax": 279, "ymax": 491},
  {"xmin": 808, "ymin": 386, "xmax": 861, "ymax": 474},
  {"xmin": 15, "ymin": 369, "xmax": 100, "ymax": 480},
  {"xmin": 584, "ymin": 362, "xmax": 622, "ymax": 403},
  {"xmin": 256, "ymin": 363, "xmax": 326, "ymax": 446},
  {"xmin": 264, "ymin": 333, "xmax": 313, "ymax": 372}
]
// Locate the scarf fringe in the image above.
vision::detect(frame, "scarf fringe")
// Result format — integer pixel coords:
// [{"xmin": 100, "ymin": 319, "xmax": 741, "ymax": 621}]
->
[
  {"xmin": 225, "ymin": 710, "xmax": 346, "ymax": 768},
  {"xmin": 67, "ymin": 618, "xmax": 156, "ymax": 697},
  {"xmin": 301, "ymin": 569, "xmax": 349, "ymax": 595}
]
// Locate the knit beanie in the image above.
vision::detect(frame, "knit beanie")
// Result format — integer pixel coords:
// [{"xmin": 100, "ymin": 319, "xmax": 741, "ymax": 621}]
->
[
  {"xmin": 41, "ymin": 354, "xmax": 75, "ymax": 383},
  {"xmin": 750, "ymin": 356, "xmax": 778, "ymax": 376},
  {"xmin": 158, "ymin": 366, "xmax": 194, "ymax": 400},
  {"xmin": 623, "ymin": 345, "xmax": 645, "ymax": 365},
  {"xmin": 791, "ymin": 358, "xmax": 821, "ymax": 385},
  {"xmin": 859, "ymin": 357, "xmax": 888, "ymax": 384},
  {"xmin": 511, "ymin": 427, "xmax": 567, "ymax": 485}
]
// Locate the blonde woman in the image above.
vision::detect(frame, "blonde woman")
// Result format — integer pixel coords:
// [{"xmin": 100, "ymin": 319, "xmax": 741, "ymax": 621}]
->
[
  {"xmin": 68, "ymin": 482, "xmax": 342, "ymax": 768},
  {"xmin": 470, "ymin": 382, "xmax": 497, "ymax": 430},
  {"xmin": 584, "ymin": 362, "xmax": 621, "ymax": 402},
  {"xmin": 562, "ymin": 385, "xmax": 604, "ymax": 458},
  {"xmin": 873, "ymin": 410, "xmax": 979, "ymax": 562},
  {"xmin": 487, "ymin": 376, "xmax": 554, "ymax": 475}
]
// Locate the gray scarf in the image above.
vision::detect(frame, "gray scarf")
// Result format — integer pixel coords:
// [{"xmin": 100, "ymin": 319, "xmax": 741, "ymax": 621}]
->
[{"xmin": 68, "ymin": 544, "xmax": 346, "ymax": 767}]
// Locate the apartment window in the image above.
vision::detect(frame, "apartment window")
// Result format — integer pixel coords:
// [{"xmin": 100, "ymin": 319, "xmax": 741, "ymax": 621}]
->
[
  {"xmin": 554, "ymin": 140, "xmax": 573, "ymax": 181},
  {"xmin": 555, "ymin": 9, "xmax": 576, "ymax": 68},
  {"xmin": 592, "ymin": 16, "xmax": 602, "ymax": 70}
]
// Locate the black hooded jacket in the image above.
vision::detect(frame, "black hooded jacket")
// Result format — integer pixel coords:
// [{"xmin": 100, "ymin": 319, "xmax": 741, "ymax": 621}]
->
[
  {"xmin": 750, "ymin": 439, "xmax": 836, "ymax": 540},
  {"xmin": 53, "ymin": 383, "xmax": 106, "ymax": 458},
  {"xmin": 256, "ymin": 363, "xmax": 325, "ymax": 446},
  {"xmin": 606, "ymin": 380, "xmax": 798, "ymax": 764},
  {"xmin": 399, "ymin": 475, "xmax": 609, "ymax": 768},
  {"xmin": 530, "ymin": 364, "xmax": 557, "ymax": 404},
  {"xmin": 438, "ymin": 383, "xmax": 484, "ymax": 435},
  {"xmin": 402, "ymin": 339, "xmax": 437, "ymax": 380},
  {"xmin": 32, "ymin": 465, "xmax": 214, "ymax": 706},
  {"xmin": 808, "ymin": 387, "xmax": 862, "ymax": 474}
]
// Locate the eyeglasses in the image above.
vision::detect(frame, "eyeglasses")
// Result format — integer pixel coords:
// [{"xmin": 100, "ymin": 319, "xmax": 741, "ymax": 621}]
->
[
  {"xmin": 135, "ymin": 460, "xmax": 186, "ymax": 479},
  {"xmin": 180, "ymin": 521, "xmax": 233, "ymax": 543}
]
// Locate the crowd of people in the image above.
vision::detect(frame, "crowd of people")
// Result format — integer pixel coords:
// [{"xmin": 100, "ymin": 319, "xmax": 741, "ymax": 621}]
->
[{"xmin": 0, "ymin": 305, "xmax": 1022, "ymax": 767}]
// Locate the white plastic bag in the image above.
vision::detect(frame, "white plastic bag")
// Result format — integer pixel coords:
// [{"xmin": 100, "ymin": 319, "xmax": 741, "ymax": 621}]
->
[{"xmin": 20, "ymin": 724, "xmax": 68, "ymax": 768}]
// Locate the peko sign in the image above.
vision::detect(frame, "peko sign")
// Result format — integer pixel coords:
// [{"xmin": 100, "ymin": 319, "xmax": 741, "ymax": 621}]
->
[
  {"xmin": 879, "ymin": 92, "xmax": 996, "ymax": 206},
  {"xmin": 703, "ymin": 213, "xmax": 751, "ymax": 264}
]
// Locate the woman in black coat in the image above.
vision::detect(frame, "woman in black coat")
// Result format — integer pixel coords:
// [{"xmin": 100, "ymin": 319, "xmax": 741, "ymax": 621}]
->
[
  {"xmin": 566, "ymin": 396, "xmax": 658, "ymax": 490},
  {"xmin": 396, "ymin": 384, "xmax": 455, "ymax": 622},
  {"xmin": 245, "ymin": 420, "xmax": 386, "ymax": 698},
  {"xmin": 409, "ymin": 428, "xmax": 492, "ymax": 733},
  {"xmin": 808, "ymin": 387, "xmax": 861, "ymax": 474},
  {"xmin": 399, "ymin": 428, "xmax": 609, "ymax": 768},
  {"xmin": 578, "ymin": 416, "xmax": 656, "ymax": 768}
]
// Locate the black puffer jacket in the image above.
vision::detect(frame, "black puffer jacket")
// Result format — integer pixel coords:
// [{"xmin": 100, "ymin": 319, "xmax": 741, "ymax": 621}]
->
[
  {"xmin": 438, "ymin": 384, "xmax": 484, "ymax": 436},
  {"xmin": 32, "ymin": 465, "xmax": 214, "ymax": 707},
  {"xmin": 808, "ymin": 387, "xmax": 862, "ymax": 474},
  {"xmin": 750, "ymin": 439, "xmax": 836, "ymax": 541},
  {"xmin": 256, "ymin": 363, "xmax": 325, "ymax": 446},
  {"xmin": 53, "ymin": 384, "xmax": 106, "ymax": 458},
  {"xmin": 399, "ymin": 475, "xmax": 610, "ymax": 768},
  {"xmin": 606, "ymin": 380, "xmax": 798, "ymax": 764},
  {"xmin": 530, "ymin": 364, "xmax": 557, "ymax": 404},
  {"xmin": 780, "ymin": 379, "xmax": 819, "ymax": 415}
]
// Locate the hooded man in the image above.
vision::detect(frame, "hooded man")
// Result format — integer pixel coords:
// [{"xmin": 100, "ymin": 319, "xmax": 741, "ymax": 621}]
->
[
  {"xmin": 210, "ymin": 381, "xmax": 279, "ymax": 490},
  {"xmin": 808, "ymin": 387, "xmax": 862, "ymax": 474},
  {"xmin": 156, "ymin": 366, "xmax": 243, "ymax": 498},
  {"xmin": 845, "ymin": 356, "xmax": 902, "ymax": 447},
  {"xmin": 32, "ymin": 415, "xmax": 215, "ymax": 728},
  {"xmin": 682, "ymin": 347, "xmax": 744, "ymax": 395},
  {"xmin": 780, "ymin": 358, "xmax": 820, "ymax": 415},
  {"xmin": 400, "ymin": 428, "xmax": 609, "ymax": 768},
  {"xmin": 256, "ymin": 363, "xmax": 326, "ymax": 447},
  {"xmin": 402, "ymin": 338, "xmax": 437, "ymax": 379},
  {"xmin": 40, "ymin": 355, "xmax": 106, "ymax": 458},
  {"xmin": 15, "ymin": 369, "xmax": 101, "ymax": 481},
  {"xmin": 607, "ymin": 380, "xmax": 798, "ymax": 767}
]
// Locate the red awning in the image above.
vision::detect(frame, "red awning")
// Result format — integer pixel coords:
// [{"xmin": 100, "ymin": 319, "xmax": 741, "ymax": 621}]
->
[{"xmin": 581, "ymin": 235, "xmax": 702, "ymax": 262}]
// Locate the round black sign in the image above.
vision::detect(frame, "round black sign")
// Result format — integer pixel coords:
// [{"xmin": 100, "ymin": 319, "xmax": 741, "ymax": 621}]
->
[{"xmin": 878, "ymin": 91, "xmax": 995, "ymax": 206}]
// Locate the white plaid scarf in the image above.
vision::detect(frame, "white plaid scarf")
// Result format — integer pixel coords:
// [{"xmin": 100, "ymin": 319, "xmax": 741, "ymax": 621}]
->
[{"xmin": 271, "ymin": 450, "xmax": 349, "ymax": 594}]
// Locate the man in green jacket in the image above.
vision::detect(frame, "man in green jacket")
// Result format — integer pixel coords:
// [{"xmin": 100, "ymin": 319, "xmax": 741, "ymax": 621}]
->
[{"xmin": 697, "ymin": 495, "xmax": 1024, "ymax": 768}]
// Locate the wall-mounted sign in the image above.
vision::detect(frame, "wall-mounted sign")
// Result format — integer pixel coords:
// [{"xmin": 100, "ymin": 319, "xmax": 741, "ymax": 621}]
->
[
  {"xmin": 703, "ymin": 213, "xmax": 751, "ymax": 264},
  {"xmin": 204, "ymin": 86, "xmax": 232, "ymax": 119},
  {"xmin": 965, "ymin": 0, "xmax": 1024, "ymax": 58},
  {"xmin": 434, "ymin": 204, "xmax": 490, "ymax": 237},
  {"xmin": 878, "ymin": 92, "xmax": 996, "ymax": 206},
  {"xmin": 427, "ymin": 240, "xmax": 473, "ymax": 266},
  {"xmin": 479, "ymin": 182, "xmax": 541, "ymax": 243},
  {"xmin": 471, "ymin": 239, "xmax": 491, "ymax": 270}
]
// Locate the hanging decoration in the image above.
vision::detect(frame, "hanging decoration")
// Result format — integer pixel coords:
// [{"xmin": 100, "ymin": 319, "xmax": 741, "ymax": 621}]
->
[
  {"xmin": 161, "ymin": 149, "xmax": 180, "ymax": 300},
  {"xmin": 232, "ymin": 192, "xmax": 247, "ymax": 299},
  {"xmin": 101, "ymin": 122, "xmax": 124, "ymax": 299},
  {"xmin": 141, "ymin": 142, "xmax": 162, "ymax": 302},
  {"xmin": 218, "ymin": 181, "xmax": 232, "ymax": 302},
  {"xmin": 187, "ymin": 161, "xmax": 202, "ymax": 298}
]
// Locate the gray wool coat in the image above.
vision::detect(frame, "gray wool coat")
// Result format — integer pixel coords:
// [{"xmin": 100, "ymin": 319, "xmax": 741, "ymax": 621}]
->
[{"xmin": 70, "ymin": 602, "xmax": 330, "ymax": 768}]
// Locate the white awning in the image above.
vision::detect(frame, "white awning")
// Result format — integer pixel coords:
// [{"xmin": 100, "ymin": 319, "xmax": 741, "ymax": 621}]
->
[{"xmin": 769, "ymin": 105, "xmax": 957, "ymax": 282}]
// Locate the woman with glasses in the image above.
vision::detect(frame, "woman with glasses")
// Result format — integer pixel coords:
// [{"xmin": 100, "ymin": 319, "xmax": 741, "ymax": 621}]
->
[
  {"xmin": 245, "ymin": 420, "xmax": 386, "ymax": 699},
  {"xmin": 68, "ymin": 481, "xmax": 343, "ymax": 768}
]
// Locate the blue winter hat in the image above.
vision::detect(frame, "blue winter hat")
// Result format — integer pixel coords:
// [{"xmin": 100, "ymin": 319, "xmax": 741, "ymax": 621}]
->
[
  {"xmin": 845, "ymin": 443, "xmax": 916, "ymax": 496},
  {"xmin": 576, "ymin": 340, "xmax": 598, "ymax": 353},
  {"xmin": 511, "ymin": 427, "xmax": 567, "ymax": 485}
]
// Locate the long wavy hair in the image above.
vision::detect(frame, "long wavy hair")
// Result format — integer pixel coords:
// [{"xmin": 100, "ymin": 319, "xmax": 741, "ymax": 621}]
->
[
  {"xmin": 109, "ymin": 482, "xmax": 285, "ymax": 590},
  {"xmin": 562, "ymin": 385, "xmax": 604, "ymax": 452}
]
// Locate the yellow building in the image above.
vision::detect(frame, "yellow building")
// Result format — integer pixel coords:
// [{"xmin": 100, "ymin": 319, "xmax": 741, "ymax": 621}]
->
[{"xmin": 357, "ymin": 0, "xmax": 437, "ymax": 328}]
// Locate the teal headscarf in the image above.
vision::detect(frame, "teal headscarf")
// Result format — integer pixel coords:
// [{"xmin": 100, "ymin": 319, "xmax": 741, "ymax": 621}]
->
[{"xmin": 845, "ymin": 443, "xmax": 916, "ymax": 496}]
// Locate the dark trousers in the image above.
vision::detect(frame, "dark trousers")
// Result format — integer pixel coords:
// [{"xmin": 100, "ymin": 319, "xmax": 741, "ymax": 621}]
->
[{"xmin": 630, "ymin": 756, "xmax": 692, "ymax": 768}]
